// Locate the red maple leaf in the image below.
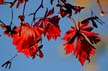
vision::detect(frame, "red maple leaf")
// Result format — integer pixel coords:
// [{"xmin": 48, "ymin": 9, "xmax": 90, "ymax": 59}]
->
[
  {"xmin": 34, "ymin": 8, "xmax": 61, "ymax": 40},
  {"xmin": 62, "ymin": 22, "xmax": 100, "ymax": 66},
  {"xmin": 12, "ymin": 23, "xmax": 44, "ymax": 59}
]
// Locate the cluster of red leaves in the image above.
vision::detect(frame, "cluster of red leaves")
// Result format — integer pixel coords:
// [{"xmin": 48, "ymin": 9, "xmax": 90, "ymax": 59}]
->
[
  {"xmin": 0, "ymin": 0, "xmax": 104, "ymax": 68},
  {"xmin": 0, "ymin": 8, "xmax": 61, "ymax": 59},
  {"xmin": 13, "ymin": 7, "xmax": 61, "ymax": 58},
  {"xmin": 33, "ymin": 8, "xmax": 61, "ymax": 40},
  {"xmin": 62, "ymin": 21, "xmax": 100, "ymax": 65}
]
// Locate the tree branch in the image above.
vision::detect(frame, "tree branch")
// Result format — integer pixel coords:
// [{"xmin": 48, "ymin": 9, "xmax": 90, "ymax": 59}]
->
[{"xmin": 29, "ymin": 0, "xmax": 44, "ymax": 25}]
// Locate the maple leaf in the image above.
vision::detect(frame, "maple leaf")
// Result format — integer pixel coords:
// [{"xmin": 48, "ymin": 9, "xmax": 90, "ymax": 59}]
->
[
  {"xmin": 12, "ymin": 23, "xmax": 44, "ymax": 59},
  {"xmin": 62, "ymin": 22, "xmax": 100, "ymax": 66},
  {"xmin": 57, "ymin": 3, "xmax": 84, "ymax": 17},
  {"xmin": 33, "ymin": 8, "xmax": 61, "ymax": 40}
]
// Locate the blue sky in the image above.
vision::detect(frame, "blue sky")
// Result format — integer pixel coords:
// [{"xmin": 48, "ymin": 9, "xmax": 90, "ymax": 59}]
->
[{"xmin": 0, "ymin": 0, "xmax": 108, "ymax": 71}]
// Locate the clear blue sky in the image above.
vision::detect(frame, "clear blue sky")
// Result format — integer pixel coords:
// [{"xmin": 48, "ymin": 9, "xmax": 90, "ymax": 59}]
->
[{"xmin": 0, "ymin": 0, "xmax": 108, "ymax": 71}]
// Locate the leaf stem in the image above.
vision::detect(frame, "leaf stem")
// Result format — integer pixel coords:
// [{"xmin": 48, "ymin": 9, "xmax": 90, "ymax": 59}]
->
[
  {"xmin": 23, "ymin": 2, "xmax": 27, "ymax": 16},
  {"xmin": 68, "ymin": 17, "xmax": 78, "ymax": 30},
  {"xmin": 9, "ymin": 54, "xmax": 18, "ymax": 61},
  {"xmin": 0, "ymin": 20, "xmax": 5, "ymax": 24},
  {"xmin": 10, "ymin": 8, "xmax": 13, "ymax": 26}
]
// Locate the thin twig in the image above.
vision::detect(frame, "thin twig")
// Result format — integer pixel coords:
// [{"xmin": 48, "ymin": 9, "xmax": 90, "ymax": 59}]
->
[
  {"xmin": 19, "ymin": 2, "xmax": 27, "ymax": 36},
  {"xmin": 9, "ymin": 54, "xmax": 18, "ymax": 61},
  {"xmin": 23, "ymin": 2, "xmax": 27, "ymax": 16},
  {"xmin": 10, "ymin": 8, "xmax": 13, "ymax": 26},
  {"xmin": 19, "ymin": 22, "xmax": 23, "ymax": 36},
  {"xmin": 58, "ymin": 0, "xmax": 60, "ymax": 3},
  {"xmin": 34, "ymin": 0, "xmax": 43, "ymax": 14},
  {"xmin": 9, "ymin": 0, "xmax": 17, "ymax": 8},
  {"xmin": 29, "ymin": 0, "xmax": 44, "ymax": 25}
]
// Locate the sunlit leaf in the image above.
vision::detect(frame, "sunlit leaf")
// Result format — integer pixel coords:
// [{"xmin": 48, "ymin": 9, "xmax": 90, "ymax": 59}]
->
[
  {"xmin": 34, "ymin": 8, "xmax": 61, "ymax": 40},
  {"xmin": 12, "ymin": 23, "xmax": 43, "ymax": 58},
  {"xmin": 62, "ymin": 21, "xmax": 100, "ymax": 65}
]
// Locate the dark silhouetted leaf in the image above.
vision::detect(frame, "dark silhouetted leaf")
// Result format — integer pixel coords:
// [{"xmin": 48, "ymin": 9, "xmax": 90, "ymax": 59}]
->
[
  {"xmin": 46, "ymin": 7, "xmax": 54, "ymax": 17},
  {"xmin": 81, "ymin": 16, "xmax": 104, "ymax": 28},
  {"xmin": 0, "ymin": 23, "xmax": 17, "ymax": 37},
  {"xmin": 57, "ymin": 3, "xmax": 84, "ymax": 17},
  {"xmin": 71, "ymin": 6, "xmax": 85, "ymax": 14}
]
